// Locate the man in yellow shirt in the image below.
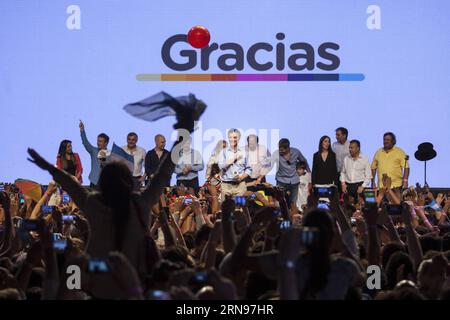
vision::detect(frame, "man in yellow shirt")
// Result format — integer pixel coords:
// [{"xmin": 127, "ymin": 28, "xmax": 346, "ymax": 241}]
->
[{"xmin": 371, "ymin": 132, "xmax": 410, "ymax": 189}]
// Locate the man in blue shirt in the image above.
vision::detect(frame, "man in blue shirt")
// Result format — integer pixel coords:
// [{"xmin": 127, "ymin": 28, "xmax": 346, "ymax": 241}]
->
[
  {"xmin": 174, "ymin": 136, "xmax": 204, "ymax": 194},
  {"xmin": 218, "ymin": 129, "xmax": 252, "ymax": 201},
  {"xmin": 79, "ymin": 120, "xmax": 110, "ymax": 188},
  {"xmin": 274, "ymin": 138, "xmax": 310, "ymax": 207}
]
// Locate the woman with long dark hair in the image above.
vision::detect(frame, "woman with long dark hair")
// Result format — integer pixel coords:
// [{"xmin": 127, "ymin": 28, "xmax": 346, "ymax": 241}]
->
[
  {"xmin": 312, "ymin": 135, "xmax": 338, "ymax": 186},
  {"xmin": 56, "ymin": 140, "xmax": 83, "ymax": 184}
]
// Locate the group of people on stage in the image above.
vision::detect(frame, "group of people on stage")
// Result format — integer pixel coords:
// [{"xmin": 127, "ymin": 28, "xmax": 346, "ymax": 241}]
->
[
  {"xmin": 1, "ymin": 107, "xmax": 449, "ymax": 301},
  {"xmin": 59, "ymin": 122, "xmax": 409, "ymax": 212}
]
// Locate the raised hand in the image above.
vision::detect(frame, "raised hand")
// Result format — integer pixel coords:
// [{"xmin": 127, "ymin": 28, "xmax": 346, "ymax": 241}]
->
[
  {"xmin": 362, "ymin": 204, "xmax": 379, "ymax": 226},
  {"xmin": 382, "ymin": 175, "xmax": 392, "ymax": 190},
  {"xmin": 27, "ymin": 148, "xmax": 54, "ymax": 172},
  {"xmin": 401, "ymin": 201, "xmax": 414, "ymax": 225},
  {"xmin": 209, "ymin": 220, "xmax": 222, "ymax": 244},
  {"xmin": 416, "ymin": 193, "xmax": 426, "ymax": 207},
  {"xmin": 26, "ymin": 240, "xmax": 43, "ymax": 267},
  {"xmin": 191, "ymin": 197, "xmax": 201, "ymax": 213},
  {"xmin": 271, "ymin": 187, "xmax": 285, "ymax": 202},
  {"xmin": 252, "ymin": 207, "xmax": 279, "ymax": 229},
  {"xmin": 436, "ymin": 193, "xmax": 444, "ymax": 206},
  {"xmin": 207, "ymin": 269, "xmax": 237, "ymax": 300},
  {"xmin": 221, "ymin": 196, "xmax": 235, "ymax": 221},
  {"xmin": 0, "ymin": 191, "xmax": 11, "ymax": 212},
  {"xmin": 278, "ymin": 227, "xmax": 303, "ymax": 262},
  {"xmin": 46, "ymin": 180, "xmax": 58, "ymax": 195},
  {"xmin": 79, "ymin": 120, "xmax": 85, "ymax": 131}
]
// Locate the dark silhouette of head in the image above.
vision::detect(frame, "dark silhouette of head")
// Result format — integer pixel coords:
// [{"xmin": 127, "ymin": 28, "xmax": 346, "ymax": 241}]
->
[
  {"xmin": 303, "ymin": 209, "xmax": 334, "ymax": 251},
  {"xmin": 98, "ymin": 161, "xmax": 133, "ymax": 250},
  {"xmin": 300, "ymin": 209, "xmax": 335, "ymax": 297},
  {"xmin": 99, "ymin": 161, "xmax": 133, "ymax": 205}
]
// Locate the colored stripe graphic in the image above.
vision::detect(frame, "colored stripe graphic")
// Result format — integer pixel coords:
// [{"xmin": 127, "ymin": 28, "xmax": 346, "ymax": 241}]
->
[{"xmin": 136, "ymin": 73, "xmax": 365, "ymax": 81}]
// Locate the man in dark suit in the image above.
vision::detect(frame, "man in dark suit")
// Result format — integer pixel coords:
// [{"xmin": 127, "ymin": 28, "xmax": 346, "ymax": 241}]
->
[{"xmin": 145, "ymin": 134, "xmax": 170, "ymax": 187}]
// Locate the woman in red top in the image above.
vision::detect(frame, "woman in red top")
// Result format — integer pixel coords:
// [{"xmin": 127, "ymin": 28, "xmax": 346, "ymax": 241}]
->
[{"xmin": 56, "ymin": 139, "xmax": 83, "ymax": 184}]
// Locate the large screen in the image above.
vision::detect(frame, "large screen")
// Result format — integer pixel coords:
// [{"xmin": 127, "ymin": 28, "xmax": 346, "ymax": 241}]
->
[{"xmin": 1, "ymin": 0, "xmax": 449, "ymax": 186}]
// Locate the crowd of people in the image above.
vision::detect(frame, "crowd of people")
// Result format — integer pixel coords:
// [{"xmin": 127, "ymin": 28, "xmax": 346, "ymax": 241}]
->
[{"xmin": 0, "ymin": 108, "xmax": 450, "ymax": 300}]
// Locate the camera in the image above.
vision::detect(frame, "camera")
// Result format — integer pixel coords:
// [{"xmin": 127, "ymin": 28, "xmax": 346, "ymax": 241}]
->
[
  {"xmin": 41, "ymin": 205, "xmax": 55, "ymax": 214},
  {"xmin": 234, "ymin": 196, "xmax": 246, "ymax": 207},
  {"xmin": 62, "ymin": 193, "xmax": 70, "ymax": 204},
  {"xmin": 193, "ymin": 271, "xmax": 206, "ymax": 283},
  {"xmin": 13, "ymin": 216, "xmax": 23, "ymax": 229},
  {"xmin": 273, "ymin": 209, "xmax": 281, "ymax": 217},
  {"xmin": 313, "ymin": 186, "xmax": 334, "ymax": 198},
  {"xmin": 21, "ymin": 219, "xmax": 43, "ymax": 231},
  {"xmin": 53, "ymin": 233, "xmax": 67, "ymax": 251},
  {"xmin": 184, "ymin": 197, "xmax": 193, "ymax": 205},
  {"xmin": 300, "ymin": 227, "xmax": 319, "ymax": 246},
  {"xmin": 88, "ymin": 259, "xmax": 109, "ymax": 273},
  {"xmin": 188, "ymin": 271, "xmax": 207, "ymax": 287},
  {"xmin": 279, "ymin": 219, "xmax": 291, "ymax": 230},
  {"xmin": 362, "ymin": 189, "xmax": 377, "ymax": 205},
  {"xmin": 148, "ymin": 290, "xmax": 170, "ymax": 300},
  {"xmin": 62, "ymin": 215, "xmax": 75, "ymax": 222},
  {"xmin": 317, "ymin": 200, "xmax": 330, "ymax": 210}
]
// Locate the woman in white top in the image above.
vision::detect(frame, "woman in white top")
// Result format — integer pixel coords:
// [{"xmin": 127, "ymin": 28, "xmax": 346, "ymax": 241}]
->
[{"xmin": 296, "ymin": 161, "xmax": 312, "ymax": 212}]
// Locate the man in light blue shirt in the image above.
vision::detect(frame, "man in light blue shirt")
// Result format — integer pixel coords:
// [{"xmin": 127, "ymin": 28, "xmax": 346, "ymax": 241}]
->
[
  {"xmin": 273, "ymin": 138, "xmax": 310, "ymax": 207},
  {"xmin": 174, "ymin": 137, "xmax": 204, "ymax": 194},
  {"xmin": 79, "ymin": 120, "xmax": 110, "ymax": 188},
  {"xmin": 217, "ymin": 129, "xmax": 252, "ymax": 200}
]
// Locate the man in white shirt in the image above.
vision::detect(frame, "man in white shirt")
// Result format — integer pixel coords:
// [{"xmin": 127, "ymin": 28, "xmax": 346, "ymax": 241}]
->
[
  {"xmin": 218, "ymin": 129, "xmax": 252, "ymax": 201},
  {"xmin": 122, "ymin": 132, "xmax": 147, "ymax": 191},
  {"xmin": 174, "ymin": 137, "xmax": 204, "ymax": 194},
  {"xmin": 332, "ymin": 127, "xmax": 350, "ymax": 193},
  {"xmin": 340, "ymin": 139, "xmax": 372, "ymax": 202},
  {"xmin": 245, "ymin": 134, "xmax": 271, "ymax": 190}
]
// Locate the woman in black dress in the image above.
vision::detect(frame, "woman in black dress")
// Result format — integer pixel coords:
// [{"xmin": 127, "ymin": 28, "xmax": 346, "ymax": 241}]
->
[{"xmin": 312, "ymin": 135, "xmax": 338, "ymax": 186}]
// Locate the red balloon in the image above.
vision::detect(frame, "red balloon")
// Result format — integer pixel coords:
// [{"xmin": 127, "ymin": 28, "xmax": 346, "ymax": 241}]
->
[{"xmin": 187, "ymin": 26, "xmax": 210, "ymax": 49}]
